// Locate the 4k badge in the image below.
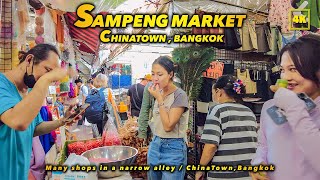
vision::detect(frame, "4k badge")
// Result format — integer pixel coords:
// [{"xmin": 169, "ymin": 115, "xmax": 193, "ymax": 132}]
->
[{"xmin": 289, "ymin": 8, "xmax": 310, "ymax": 31}]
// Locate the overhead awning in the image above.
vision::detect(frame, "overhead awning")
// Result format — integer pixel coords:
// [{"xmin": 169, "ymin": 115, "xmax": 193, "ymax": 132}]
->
[
  {"xmin": 64, "ymin": 12, "xmax": 107, "ymax": 55},
  {"xmin": 106, "ymin": 0, "xmax": 172, "ymax": 61},
  {"xmin": 173, "ymin": 0, "xmax": 269, "ymax": 14},
  {"xmin": 77, "ymin": 60, "xmax": 91, "ymax": 75}
]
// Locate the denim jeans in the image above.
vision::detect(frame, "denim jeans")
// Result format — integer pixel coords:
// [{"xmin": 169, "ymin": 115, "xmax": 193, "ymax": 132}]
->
[{"xmin": 147, "ymin": 136, "xmax": 187, "ymax": 180}]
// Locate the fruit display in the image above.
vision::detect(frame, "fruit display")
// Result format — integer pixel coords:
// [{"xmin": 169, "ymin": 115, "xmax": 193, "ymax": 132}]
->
[
  {"xmin": 67, "ymin": 139, "xmax": 103, "ymax": 155},
  {"xmin": 67, "ymin": 141, "xmax": 87, "ymax": 155}
]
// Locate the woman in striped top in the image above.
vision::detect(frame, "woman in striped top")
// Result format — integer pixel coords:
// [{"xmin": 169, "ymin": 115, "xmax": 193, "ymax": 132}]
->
[{"xmin": 196, "ymin": 75, "xmax": 258, "ymax": 180}]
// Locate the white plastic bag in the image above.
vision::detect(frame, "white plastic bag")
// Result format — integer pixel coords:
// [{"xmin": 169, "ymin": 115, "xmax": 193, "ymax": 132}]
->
[{"xmin": 61, "ymin": 153, "xmax": 97, "ymax": 180}]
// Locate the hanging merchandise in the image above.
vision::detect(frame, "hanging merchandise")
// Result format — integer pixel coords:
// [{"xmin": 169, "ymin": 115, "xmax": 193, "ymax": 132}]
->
[
  {"xmin": 39, "ymin": 106, "xmax": 55, "ymax": 154},
  {"xmin": 202, "ymin": 61, "xmax": 224, "ymax": 79},
  {"xmin": 255, "ymin": 23, "xmax": 271, "ymax": 53},
  {"xmin": 68, "ymin": 82, "xmax": 76, "ymax": 98},
  {"xmin": 237, "ymin": 69, "xmax": 257, "ymax": 94},
  {"xmin": 121, "ymin": 65, "xmax": 132, "ymax": 75},
  {"xmin": 16, "ymin": 0, "xmax": 30, "ymax": 48},
  {"xmin": 63, "ymin": 16, "xmax": 78, "ymax": 78},
  {"xmin": 281, "ymin": 31, "xmax": 297, "ymax": 48},
  {"xmin": 238, "ymin": 19, "xmax": 258, "ymax": 51},
  {"xmin": 223, "ymin": 62, "xmax": 235, "ymax": 75},
  {"xmin": 268, "ymin": 0, "xmax": 291, "ymax": 33},
  {"xmin": 267, "ymin": 26, "xmax": 280, "ymax": 56},
  {"xmin": 43, "ymin": 8, "xmax": 57, "ymax": 44},
  {"xmin": 54, "ymin": 11, "xmax": 64, "ymax": 44},
  {"xmin": 34, "ymin": 9, "xmax": 45, "ymax": 45},
  {"xmin": 1, "ymin": 0, "xmax": 14, "ymax": 73},
  {"xmin": 197, "ymin": 77, "xmax": 214, "ymax": 103},
  {"xmin": 172, "ymin": 45, "xmax": 215, "ymax": 100},
  {"xmin": 59, "ymin": 61, "xmax": 70, "ymax": 92},
  {"xmin": 192, "ymin": 9, "xmax": 242, "ymax": 50}
]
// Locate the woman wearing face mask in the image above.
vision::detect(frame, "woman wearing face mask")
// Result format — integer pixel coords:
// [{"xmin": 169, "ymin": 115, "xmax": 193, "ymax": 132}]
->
[
  {"xmin": 195, "ymin": 75, "xmax": 258, "ymax": 180},
  {"xmin": 251, "ymin": 33, "xmax": 320, "ymax": 180},
  {"xmin": 147, "ymin": 56, "xmax": 189, "ymax": 180},
  {"xmin": 0, "ymin": 44, "xmax": 79, "ymax": 180}
]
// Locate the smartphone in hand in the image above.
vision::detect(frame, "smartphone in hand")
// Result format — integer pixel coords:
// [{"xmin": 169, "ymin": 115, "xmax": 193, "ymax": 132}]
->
[{"xmin": 66, "ymin": 104, "xmax": 90, "ymax": 121}]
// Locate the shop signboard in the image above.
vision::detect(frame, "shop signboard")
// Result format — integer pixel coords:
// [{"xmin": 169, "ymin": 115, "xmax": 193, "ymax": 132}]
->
[{"xmin": 202, "ymin": 61, "xmax": 224, "ymax": 79}]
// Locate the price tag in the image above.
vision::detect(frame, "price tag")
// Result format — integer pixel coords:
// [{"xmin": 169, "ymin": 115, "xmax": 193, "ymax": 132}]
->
[{"xmin": 49, "ymin": 86, "xmax": 57, "ymax": 95}]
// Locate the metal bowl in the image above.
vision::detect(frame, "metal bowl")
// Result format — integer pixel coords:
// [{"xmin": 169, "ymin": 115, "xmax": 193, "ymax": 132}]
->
[{"xmin": 81, "ymin": 146, "xmax": 138, "ymax": 179}]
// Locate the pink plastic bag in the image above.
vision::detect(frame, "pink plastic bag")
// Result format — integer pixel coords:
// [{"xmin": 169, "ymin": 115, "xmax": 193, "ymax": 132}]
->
[{"xmin": 102, "ymin": 115, "xmax": 121, "ymax": 146}]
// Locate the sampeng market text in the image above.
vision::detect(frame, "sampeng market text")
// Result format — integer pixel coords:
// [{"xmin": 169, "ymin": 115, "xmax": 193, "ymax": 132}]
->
[{"xmin": 75, "ymin": 4, "xmax": 247, "ymax": 28}]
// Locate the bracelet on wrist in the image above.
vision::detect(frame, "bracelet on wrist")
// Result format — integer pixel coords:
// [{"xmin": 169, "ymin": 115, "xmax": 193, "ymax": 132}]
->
[{"xmin": 158, "ymin": 102, "xmax": 165, "ymax": 107}]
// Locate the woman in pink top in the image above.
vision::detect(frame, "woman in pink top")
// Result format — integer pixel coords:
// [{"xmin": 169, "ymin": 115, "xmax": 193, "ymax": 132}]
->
[{"xmin": 251, "ymin": 33, "xmax": 320, "ymax": 180}]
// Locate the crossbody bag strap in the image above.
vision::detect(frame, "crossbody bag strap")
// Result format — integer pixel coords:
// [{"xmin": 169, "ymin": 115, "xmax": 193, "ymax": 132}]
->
[{"xmin": 131, "ymin": 84, "xmax": 141, "ymax": 111}]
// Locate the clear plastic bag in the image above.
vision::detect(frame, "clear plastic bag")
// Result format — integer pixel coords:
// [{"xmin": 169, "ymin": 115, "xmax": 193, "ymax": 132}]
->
[
  {"xmin": 102, "ymin": 115, "xmax": 122, "ymax": 146},
  {"xmin": 92, "ymin": 124, "xmax": 101, "ymax": 138}
]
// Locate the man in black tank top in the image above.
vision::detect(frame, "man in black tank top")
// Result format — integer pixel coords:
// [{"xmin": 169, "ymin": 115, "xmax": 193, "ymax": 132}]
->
[{"xmin": 127, "ymin": 74, "xmax": 151, "ymax": 117}]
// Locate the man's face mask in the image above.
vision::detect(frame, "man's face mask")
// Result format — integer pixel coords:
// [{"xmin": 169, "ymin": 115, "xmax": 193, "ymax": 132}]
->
[{"xmin": 23, "ymin": 58, "xmax": 36, "ymax": 88}]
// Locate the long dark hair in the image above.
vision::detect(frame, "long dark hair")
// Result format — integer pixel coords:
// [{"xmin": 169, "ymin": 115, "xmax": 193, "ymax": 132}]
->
[
  {"xmin": 19, "ymin": 44, "xmax": 59, "ymax": 65},
  {"xmin": 152, "ymin": 56, "xmax": 175, "ymax": 80},
  {"xmin": 279, "ymin": 33, "xmax": 320, "ymax": 85},
  {"xmin": 213, "ymin": 75, "xmax": 246, "ymax": 103}
]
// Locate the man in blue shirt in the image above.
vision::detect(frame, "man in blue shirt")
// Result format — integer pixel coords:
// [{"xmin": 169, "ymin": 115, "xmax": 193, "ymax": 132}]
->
[{"xmin": 0, "ymin": 44, "xmax": 79, "ymax": 180}]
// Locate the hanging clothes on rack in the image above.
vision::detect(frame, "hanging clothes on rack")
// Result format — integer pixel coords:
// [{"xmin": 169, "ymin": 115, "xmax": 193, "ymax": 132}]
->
[
  {"xmin": 196, "ymin": 77, "xmax": 215, "ymax": 128},
  {"xmin": 256, "ymin": 23, "xmax": 271, "ymax": 53},
  {"xmin": 267, "ymin": 26, "xmax": 280, "ymax": 55},
  {"xmin": 237, "ymin": 19, "xmax": 258, "ymax": 52},
  {"xmin": 250, "ymin": 70, "xmax": 271, "ymax": 100},
  {"xmin": 222, "ymin": 63, "xmax": 235, "ymax": 75},
  {"xmin": 268, "ymin": 0, "xmax": 292, "ymax": 33},
  {"xmin": 281, "ymin": 31, "xmax": 297, "ymax": 48},
  {"xmin": 39, "ymin": 106, "xmax": 55, "ymax": 154},
  {"xmin": 192, "ymin": 9, "xmax": 242, "ymax": 50},
  {"xmin": 237, "ymin": 69, "xmax": 257, "ymax": 94}
]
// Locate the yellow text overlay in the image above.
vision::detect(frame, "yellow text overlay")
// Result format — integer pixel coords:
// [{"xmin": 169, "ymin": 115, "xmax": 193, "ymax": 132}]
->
[
  {"xmin": 186, "ymin": 165, "xmax": 275, "ymax": 173},
  {"xmin": 75, "ymin": 4, "xmax": 246, "ymax": 28},
  {"xmin": 46, "ymin": 164, "xmax": 275, "ymax": 173}
]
